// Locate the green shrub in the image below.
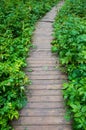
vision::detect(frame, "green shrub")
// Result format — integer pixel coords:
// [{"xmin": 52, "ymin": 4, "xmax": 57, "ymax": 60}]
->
[
  {"xmin": 0, "ymin": 0, "xmax": 60, "ymax": 129},
  {"xmin": 52, "ymin": 0, "xmax": 86, "ymax": 129}
]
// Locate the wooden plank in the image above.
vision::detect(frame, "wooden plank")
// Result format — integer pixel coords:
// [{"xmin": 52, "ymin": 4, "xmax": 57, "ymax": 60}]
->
[
  {"xmin": 28, "ymin": 96, "xmax": 63, "ymax": 102},
  {"xmin": 13, "ymin": 117, "xmax": 71, "ymax": 125},
  {"xmin": 13, "ymin": 125, "xmax": 72, "ymax": 130},
  {"xmin": 29, "ymin": 85, "xmax": 63, "ymax": 90},
  {"xmin": 20, "ymin": 108, "xmax": 65, "ymax": 116},
  {"xmin": 26, "ymin": 90, "xmax": 62, "ymax": 96}
]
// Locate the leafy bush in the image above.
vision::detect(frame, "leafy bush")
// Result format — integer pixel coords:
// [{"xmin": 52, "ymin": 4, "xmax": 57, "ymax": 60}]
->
[
  {"xmin": 0, "ymin": 0, "xmax": 60, "ymax": 129},
  {"xmin": 52, "ymin": 0, "xmax": 86, "ymax": 130},
  {"xmin": 62, "ymin": 0, "xmax": 86, "ymax": 17}
]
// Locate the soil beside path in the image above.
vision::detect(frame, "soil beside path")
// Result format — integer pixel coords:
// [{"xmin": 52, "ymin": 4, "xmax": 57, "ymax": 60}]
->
[{"xmin": 13, "ymin": 1, "xmax": 72, "ymax": 130}]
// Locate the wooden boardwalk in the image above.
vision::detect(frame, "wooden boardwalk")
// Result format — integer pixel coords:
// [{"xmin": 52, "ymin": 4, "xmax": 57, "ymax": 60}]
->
[{"xmin": 13, "ymin": 1, "xmax": 72, "ymax": 130}]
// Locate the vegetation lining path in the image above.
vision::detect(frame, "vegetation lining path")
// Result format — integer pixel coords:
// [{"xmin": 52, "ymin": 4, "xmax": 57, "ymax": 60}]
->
[{"xmin": 13, "ymin": 1, "xmax": 72, "ymax": 130}]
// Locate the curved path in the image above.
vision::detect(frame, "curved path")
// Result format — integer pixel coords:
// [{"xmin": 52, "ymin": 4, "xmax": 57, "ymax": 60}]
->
[{"xmin": 13, "ymin": 1, "xmax": 72, "ymax": 130}]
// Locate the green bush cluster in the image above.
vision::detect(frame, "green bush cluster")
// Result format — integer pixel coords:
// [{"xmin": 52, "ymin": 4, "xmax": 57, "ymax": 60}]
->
[
  {"xmin": 0, "ymin": 0, "xmax": 59, "ymax": 129},
  {"xmin": 52, "ymin": 0, "xmax": 86, "ymax": 129}
]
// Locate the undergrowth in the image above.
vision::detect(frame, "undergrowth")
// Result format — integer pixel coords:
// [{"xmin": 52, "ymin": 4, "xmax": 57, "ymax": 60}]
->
[{"xmin": 52, "ymin": 0, "xmax": 86, "ymax": 130}]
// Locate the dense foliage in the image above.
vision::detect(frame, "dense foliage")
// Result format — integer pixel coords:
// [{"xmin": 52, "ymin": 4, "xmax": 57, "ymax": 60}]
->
[
  {"xmin": 0, "ymin": 0, "xmax": 59, "ymax": 129},
  {"xmin": 52, "ymin": 0, "xmax": 86, "ymax": 130}
]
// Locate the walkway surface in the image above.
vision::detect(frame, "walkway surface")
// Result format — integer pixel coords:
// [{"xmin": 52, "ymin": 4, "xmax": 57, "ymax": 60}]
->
[{"xmin": 13, "ymin": 1, "xmax": 72, "ymax": 130}]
